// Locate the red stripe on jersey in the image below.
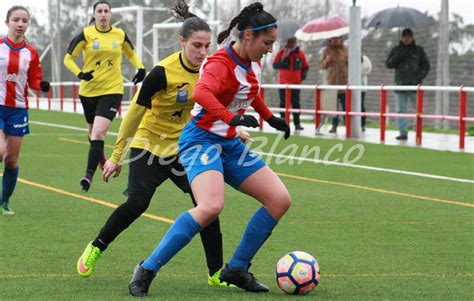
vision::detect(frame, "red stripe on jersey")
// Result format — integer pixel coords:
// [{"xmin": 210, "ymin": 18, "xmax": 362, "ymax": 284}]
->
[{"xmin": 5, "ymin": 48, "xmax": 19, "ymax": 107}]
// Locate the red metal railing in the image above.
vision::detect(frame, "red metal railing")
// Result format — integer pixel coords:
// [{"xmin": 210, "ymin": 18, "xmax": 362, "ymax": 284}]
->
[{"xmin": 33, "ymin": 82, "xmax": 473, "ymax": 150}]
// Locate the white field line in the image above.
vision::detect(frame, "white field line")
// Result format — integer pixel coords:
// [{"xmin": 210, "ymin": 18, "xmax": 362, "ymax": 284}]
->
[{"xmin": 31, "ymin": 120, "xmax": 474, "ymax": 184}]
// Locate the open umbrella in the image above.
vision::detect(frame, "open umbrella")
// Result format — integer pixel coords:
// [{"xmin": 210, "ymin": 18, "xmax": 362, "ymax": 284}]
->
[
  {"xmin": 366, "ymin": 6, "xmax": 433, "ymax": 29},
  {"xmin": 276, "ymin": 18, "xmax": 302, "ymax": 41},
  {"xmin": 295, "ymin": 16, "xmax": 349, "ymax": 41}
]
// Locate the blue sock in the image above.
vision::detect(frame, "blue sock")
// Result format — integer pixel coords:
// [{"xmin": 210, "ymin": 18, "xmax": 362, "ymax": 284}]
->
[
  {"xmin": 142, "ymin": 211, "xmax": 202, "ymax": 273},
  {"xmin": 228, "ymin": 207, "xmax": 278, "ymax": 270},
  {"xmin": 1, "ymin": 166, "xmax": 19, "ymax": 204}
]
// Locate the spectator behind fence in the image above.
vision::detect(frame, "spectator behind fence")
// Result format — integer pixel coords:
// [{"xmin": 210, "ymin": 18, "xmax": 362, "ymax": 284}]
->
[
  {"xmin": 385, "ymin": 28, "xmax": 430, "ymax": 140},
  {"xmin": 272, "ymin": 37, "xmax": 309, "ymax": 131},
  {"xmin": 361, "ymin": 54, "xmax": 372, "ymax": 131},
  {"xmin": 319, "ymin": 36, "xmax": 348, "ymax": 133}
]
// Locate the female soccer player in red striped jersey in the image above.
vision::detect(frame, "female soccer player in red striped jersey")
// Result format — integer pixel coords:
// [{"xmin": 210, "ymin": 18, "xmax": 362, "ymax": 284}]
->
[
  {"xmin": 0, "ymin": 6, "xmax": 50, "ymax": 214},
  {"xmin": 129, "ymin": 2, "xmax": 291, "ymax": 295}
]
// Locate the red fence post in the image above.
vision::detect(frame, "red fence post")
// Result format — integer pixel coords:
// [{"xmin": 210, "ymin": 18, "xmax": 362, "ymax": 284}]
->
[
  {"xmin": 380, "ymin": 86, "xmax": 387, "ymax": 142},
  {"xmin": 60, "ymin": 84, "xmax": 64, "ymax": 111},
  {"xmin": 345, "ymin": 85, "xmax": 352, "ymax": 138},
  {"xmin": 259, "ymin": 87, "xmax": 265, "ymax": 129},
  {"xmin": 416, "ymin": 85, "xmax": 424, "ymax": 145},
  {"xmin": 459, "ymin": 85, "xmax": 466, "ymax": 150},
  {"xmin": 315, "ymin": 85, "xmax": 321, "ymax": 131},
  {"xmin": 285, "ymin": 85, "xmax": 291, "ymax": 125},
  {"xmin": 72, "ymin": 82, "xmax": 77, "ymax": 113}
]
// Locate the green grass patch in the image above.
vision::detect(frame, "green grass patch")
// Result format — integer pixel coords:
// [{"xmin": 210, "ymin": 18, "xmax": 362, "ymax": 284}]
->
[{"xmin": 0, "ymin": 109, "xmax": 472, "ymax": 300}]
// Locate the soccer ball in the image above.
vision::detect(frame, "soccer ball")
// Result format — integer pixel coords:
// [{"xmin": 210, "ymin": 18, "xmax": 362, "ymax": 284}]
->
[{"xmin": 276, "ymin": 251, "xmax": 320, "ymax": 295}]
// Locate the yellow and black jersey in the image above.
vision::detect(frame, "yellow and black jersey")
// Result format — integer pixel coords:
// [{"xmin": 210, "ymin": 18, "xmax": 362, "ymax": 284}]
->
[
  {"xmin": 110, "ymin": 51, "xmax": 200, "ymax": 162},
  {"xmin": 64, "ymin": 25, "xmax": 144, "ymax": 97}
]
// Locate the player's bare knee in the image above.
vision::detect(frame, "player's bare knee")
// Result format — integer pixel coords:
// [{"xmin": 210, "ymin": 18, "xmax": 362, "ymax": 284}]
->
[
  {"xmin": 3, "ymin": 156, "xmax": 18, "ymax": 169},
  {"xmin": 198, "ymin": 202, "xmax": 223, "ymax": 218}
]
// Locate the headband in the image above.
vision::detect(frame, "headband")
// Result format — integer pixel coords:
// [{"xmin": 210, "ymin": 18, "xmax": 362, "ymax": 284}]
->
[{"xmin": 238, "ymin": 22, "xmax": 277, "ymax": 33}]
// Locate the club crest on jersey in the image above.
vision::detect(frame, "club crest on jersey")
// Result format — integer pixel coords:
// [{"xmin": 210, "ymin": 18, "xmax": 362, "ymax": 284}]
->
[
  {"xmin": 200, "ymin": 154, "xmax": 209, "ymax": 165},
  {"xmin": 176, "ymin": 89, "xmax": 188, "ymax": 103},
  {"xmin": 93, "ymin": 41, "xmax": 100, "ymax": 50},
  {"xmin": 112, "ymin": 41, "xmax": 118, "ymax": 48}
]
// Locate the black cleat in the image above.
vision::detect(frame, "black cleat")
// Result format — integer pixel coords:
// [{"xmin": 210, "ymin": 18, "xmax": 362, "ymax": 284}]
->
[
  {"xmin": 219, "ymin": 264, "xmax": 269, "ymax": 292},
  {"xmin": 80, "ymin": 176, "xmax": 92, "ymax": 192},
  {"xmin": 129, "ymin": 262, "xmax": 155, "ymax": 297}
]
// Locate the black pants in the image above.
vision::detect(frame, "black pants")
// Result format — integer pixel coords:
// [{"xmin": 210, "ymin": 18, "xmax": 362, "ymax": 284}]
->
[
  {"xmin": 279, "ymin": 89, "xmax": 301, "ymax": 126},
  {"xmin": 332, "ymin": 93, "xmax": 346, "ymax": 128},
  {"xmin": 94, "ymin": 148, "xmax": 223, "ymax": 275}
]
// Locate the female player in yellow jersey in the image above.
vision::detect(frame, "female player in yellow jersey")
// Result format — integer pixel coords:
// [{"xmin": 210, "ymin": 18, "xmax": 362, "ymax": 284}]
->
[
  {"xmin": 64, "ymin": 1, "xmax": 145, "ymax": 192},
  {"xmin": 76, "ymin": 0, "xmax": 237, "ymax": 288}
]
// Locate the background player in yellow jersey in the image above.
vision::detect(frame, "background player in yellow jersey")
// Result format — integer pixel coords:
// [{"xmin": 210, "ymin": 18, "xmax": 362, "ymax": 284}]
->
[
  {"xmin": 63, "ymin": 1, "xmax": 145, "ymax": 192},
  {"xmin": 76, "ymin": 0, "xmax": 233, "ymax": 287}
]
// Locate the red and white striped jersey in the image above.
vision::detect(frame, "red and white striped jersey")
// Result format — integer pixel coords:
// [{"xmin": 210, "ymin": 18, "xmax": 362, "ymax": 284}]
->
[
  {"xmin": 0, "ymin": 36, "xmax": 43, "ymax": 108},
  {"xmin": 191, "ymin": 43, "xmax": 273, "ymax": 139}
]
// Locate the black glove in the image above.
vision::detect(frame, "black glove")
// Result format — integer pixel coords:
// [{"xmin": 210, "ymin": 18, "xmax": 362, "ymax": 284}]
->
[
  {"xmin": 40, "ymin": 81, "xmax": 50, "ymax": 93},
  {"xmin": 78, "ymin": 70, "xmax": 94, "ymax": 81},
  {"xmin": 267, "ymin": 115, "xmax": 290, "ymax": 139},
  {"xmin": 229, "ymin": 114, "xmax": 259, "ymax": 128},
  {"xmin": 132, "ymin": 68, "xmax": 146, "ymax": 85}
]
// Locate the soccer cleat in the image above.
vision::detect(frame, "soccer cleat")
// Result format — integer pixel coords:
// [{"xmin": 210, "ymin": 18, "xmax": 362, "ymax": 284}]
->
[
  {"xmin": 129, "ymin": 262, "xmax": 155, "ymax": 297},
  {"xmin": 219, "ymin": 264, "xmax": 269, "ymax": 292},
  {"xmin": 77, "ymin": 242, "xmax": 102, "ymax": 278},
  {"xmin": 80, "ymin": 176, "xmax": 92, "ymax": 192},
  {"xmin": 208, "ymin": 269, "xmax": 236, "ymax": 287},
  {"xmin": 1, "ymin": 202, "xmax": 15, "ymax": 215},
  {"xmin": 98, "ymin": 155, "xmax": 107, "ymax": 171}
]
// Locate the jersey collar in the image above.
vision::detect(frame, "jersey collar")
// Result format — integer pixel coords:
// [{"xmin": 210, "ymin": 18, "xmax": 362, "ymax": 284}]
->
[
  {"xmin": 179, "ymin": 52, "xmax": 200, "ymax": 74},
  {"xmin": 94, "ymin": 25, "xmax": 113, "ymax": 33},
  {"xmin": 3, "ymin": 36, "xmax": 26, "ymax": 51},
  {"xmin": 226, "ymin": 41, "xmax": 251, "ymax": 71}
]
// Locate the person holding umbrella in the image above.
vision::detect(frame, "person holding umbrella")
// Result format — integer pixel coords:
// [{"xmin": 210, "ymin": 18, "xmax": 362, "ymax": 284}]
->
[
  {"xmin": 319, "ymin": 36, "xmax": 348, "ymax": 133},
  {"xmin": 385, "ymin": 28, "xmax": 430, "ymax": 140},
  {"xmin": 273, "ymin": 37, "xmax": 309, "ymax": 131}
]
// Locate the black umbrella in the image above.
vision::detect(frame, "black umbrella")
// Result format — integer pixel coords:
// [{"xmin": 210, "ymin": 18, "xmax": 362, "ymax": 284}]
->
[
  {"xmin": 276, "ymin": 18, "xmax": 302, "ymax": 41},
  {"xmin": 366, "ymin": 6, "xmax": 433, "ymax": 29}
]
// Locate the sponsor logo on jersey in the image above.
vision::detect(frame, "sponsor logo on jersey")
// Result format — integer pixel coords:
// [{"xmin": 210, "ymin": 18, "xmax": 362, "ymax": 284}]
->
[
  {"xmin": 176, "ymin": 89, "xmax": 188, "ymax": 103},
  {"xmin": 0, "ymin": 72, "xmax": 27, "ymax": 85}
]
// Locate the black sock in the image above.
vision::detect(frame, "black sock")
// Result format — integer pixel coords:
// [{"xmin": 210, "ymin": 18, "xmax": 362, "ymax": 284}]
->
[
  {"xmin": 200, "ymin": 217, "xmax": 224, "ymax": 276},
  {"xmin": 94, "ymin": 192, "xmax": 152, "ymax": 252},
  {"xmin": 91, "ymin": 239, "xmax": 108, "ymax": 252},
  {"xmin": 86, "ymin": 140, "xmax": 104, "ymax": 178}
]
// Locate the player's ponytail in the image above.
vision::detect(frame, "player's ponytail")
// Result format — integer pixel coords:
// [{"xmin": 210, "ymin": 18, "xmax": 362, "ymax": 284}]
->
[
  {"xmin": 217, "ymin": 2, "xmax": 276, "ymax": 44},
  {"xmin": 171, "ymin": 0, "xmax": 210, "ymax": 40}
]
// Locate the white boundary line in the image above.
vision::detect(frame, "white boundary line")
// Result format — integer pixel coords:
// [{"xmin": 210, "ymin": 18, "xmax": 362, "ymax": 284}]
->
[{"xmin": 31, "ymin": 120, "xmax": 474, "ymax": 184}]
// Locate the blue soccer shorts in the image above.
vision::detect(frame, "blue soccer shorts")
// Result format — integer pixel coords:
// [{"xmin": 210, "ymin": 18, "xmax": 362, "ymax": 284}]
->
[
  {"xmin": 178, "ymin": 122, "xmax": 265, "ymax": 189},
  {"xmin": 0, "ymin": 106, "xmax": 30, "ymax": 136}
]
